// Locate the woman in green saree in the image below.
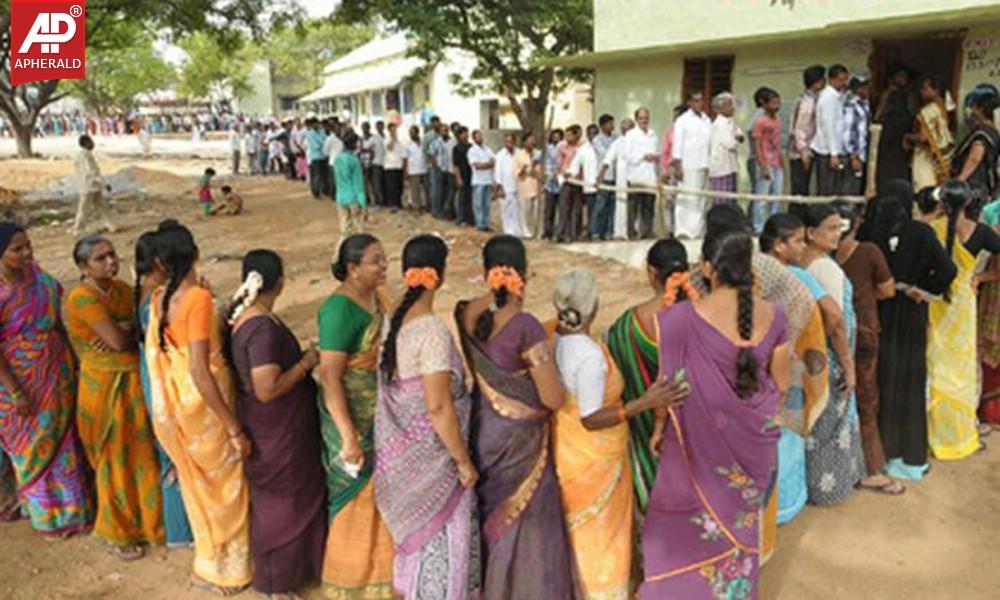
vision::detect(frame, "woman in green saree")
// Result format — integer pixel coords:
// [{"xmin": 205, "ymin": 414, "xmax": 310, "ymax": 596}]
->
[
  {"xmin": 606, "ymin": 238, "xmax": 699, "ymax": 512},
  {"xmin": 316, "ymin": 234, "xmax": 396, "ymax": 599}
]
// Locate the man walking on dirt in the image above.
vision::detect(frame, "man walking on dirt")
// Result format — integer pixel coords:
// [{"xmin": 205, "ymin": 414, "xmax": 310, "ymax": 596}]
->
[{"xmin": 72, "ymin": 135, "xmax": 116, "ymax": 235}]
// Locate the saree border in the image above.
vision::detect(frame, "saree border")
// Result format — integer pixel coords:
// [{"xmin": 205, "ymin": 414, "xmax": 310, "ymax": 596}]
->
[{"xmin": 482, "ymin": 427, "xmax": 550, "ymax": 545}]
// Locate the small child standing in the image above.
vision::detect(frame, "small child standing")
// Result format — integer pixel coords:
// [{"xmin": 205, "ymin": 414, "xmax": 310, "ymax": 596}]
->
[
  {"xmin": 210, "ymin": 185, "xmax": 244, "ymax": 216},
  {"xmin": 198, "ymin": 167, "xmax": 216, "ymax": 216}
]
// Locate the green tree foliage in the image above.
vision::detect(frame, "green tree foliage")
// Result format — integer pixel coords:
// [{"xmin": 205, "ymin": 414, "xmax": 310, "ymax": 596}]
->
[
  {"xmin": 0, "ymin": 0, "xmax": 299, "ymax": 156},
  {"xmin": 335, "ymin": 0, "xmax": 593, "ymax": 135},
  {"xmin": 176, "ymin": 32, "xmax": 258, "ymax": 100},
  {"xmin": 68, "ymin": 25, "xmax": 174, "ymax": 116},
  {"xmin": 259, "ymin": 20, "xmax": 373, "ymax": 97}
]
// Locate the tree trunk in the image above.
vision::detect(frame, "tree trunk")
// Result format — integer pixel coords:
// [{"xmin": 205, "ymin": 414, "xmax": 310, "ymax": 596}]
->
[{"xmin": 9, "ymin": 118, "xmax": 34, "ymax": 158}]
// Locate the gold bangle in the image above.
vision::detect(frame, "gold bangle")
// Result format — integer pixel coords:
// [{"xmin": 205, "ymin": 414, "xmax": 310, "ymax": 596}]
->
[{"xmin": 618, "ymin": 403, "xmax": 628, "ymax": 423}]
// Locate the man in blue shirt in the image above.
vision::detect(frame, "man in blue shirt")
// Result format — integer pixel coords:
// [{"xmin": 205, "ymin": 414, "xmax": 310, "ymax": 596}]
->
[{"xmin": 306, "ymin": 117, "xmax": 329, "ymax": 198}]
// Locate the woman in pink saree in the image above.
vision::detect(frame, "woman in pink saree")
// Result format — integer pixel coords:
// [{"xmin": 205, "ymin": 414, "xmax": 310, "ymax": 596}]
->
[{"xmin": 641, "ymin": 229, "xmax": 791, "ymax": 600}]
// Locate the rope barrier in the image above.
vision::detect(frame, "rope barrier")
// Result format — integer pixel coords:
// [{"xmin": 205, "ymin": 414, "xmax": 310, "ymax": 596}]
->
[{"xmin": 562, "ymin": 177, "xmax": 867, "ymax": 205}]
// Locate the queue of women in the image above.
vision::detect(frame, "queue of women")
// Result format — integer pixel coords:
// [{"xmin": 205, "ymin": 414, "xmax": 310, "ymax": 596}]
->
[{"xmin": 1, "ymin": 167, "xmax": 999, "ymax": 598}]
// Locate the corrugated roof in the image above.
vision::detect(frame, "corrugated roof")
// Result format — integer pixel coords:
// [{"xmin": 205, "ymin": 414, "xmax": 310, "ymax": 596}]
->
[
  {"xmin": 301, "ymin": 55, "xmax": 424, "ymax": 102},
  {"xmin": 322, "ymin": 32, "xmax": 411, "ymax": 75}
]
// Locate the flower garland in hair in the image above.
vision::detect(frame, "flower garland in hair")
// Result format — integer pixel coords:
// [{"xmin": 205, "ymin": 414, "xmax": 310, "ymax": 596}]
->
[
  {"xmin": 229, "ymin": 271, "xmax": 263, "ymax": 325},
  {"xmin": 403, "ymin": 267, "xmax": 439, "ymax": 290},
  {"xmin": 662, "ymin": 271, "xmax": 700, "ymax": 308},
  {"xmin": 486, "ymin": 266, "xmax": 524, "ymax": 297}
]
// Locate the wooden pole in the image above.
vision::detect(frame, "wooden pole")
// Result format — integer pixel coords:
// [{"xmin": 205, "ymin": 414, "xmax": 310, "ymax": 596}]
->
[{"xmin": 865, "ymin": 123, "xmax": 882, "ymax": 199}]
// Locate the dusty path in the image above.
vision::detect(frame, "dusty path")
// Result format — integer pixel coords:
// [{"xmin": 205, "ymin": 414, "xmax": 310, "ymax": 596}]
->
[{"xmin": 1, "ymin": 159, "xmax": 997, "ymax": 599}]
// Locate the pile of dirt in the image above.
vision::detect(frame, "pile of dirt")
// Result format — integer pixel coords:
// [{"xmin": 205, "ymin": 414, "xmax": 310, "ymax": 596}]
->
[
  {"xmin": 21, "ymin": 165, "xmax": 196, "ymax": 205},
  {"xmin": 0, "ymin": 186, "xmax": 21, "ymax": 207}
]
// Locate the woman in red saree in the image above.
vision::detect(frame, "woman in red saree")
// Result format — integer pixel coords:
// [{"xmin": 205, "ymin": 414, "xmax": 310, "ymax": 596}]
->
[{"xmin": 641, "ymin": 229, "xmax": 790, "ymax": 600}]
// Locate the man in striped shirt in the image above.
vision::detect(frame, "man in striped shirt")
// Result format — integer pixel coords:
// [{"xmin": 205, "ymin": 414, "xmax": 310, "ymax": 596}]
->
[{"xmin": 842, "ymin": 75, "xmax": 871, "ymax": 196}]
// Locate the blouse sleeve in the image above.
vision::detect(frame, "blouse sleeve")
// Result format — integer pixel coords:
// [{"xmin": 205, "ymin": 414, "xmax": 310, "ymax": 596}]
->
[
  {"xmin": 181, "ymin": 287, "xmax": 214, "ymax": 343},
  {"xmin": 867, "ymin": 243, "xmax": 893, "ymax": 285},
  {"xmin": 318, "ymin": 295, "xmax": 365, "ymax": 353},
  {"xmin": 575, "ymin": 342, "xmax": 609, "ymax": 418},
  {"xmin": 917, "ymin": 223, "xmax": 958, "ymax": 295},
  {"xmin": 246, "ymin": 319, "xmax": 282, "ymax": 369},
  {"xmin": 517, "ymin": 313, "xmax": 547, "ymax": 351},
  {"xmin": 809, "ymin": 259, "xmax": 846, "ymax": 309}
]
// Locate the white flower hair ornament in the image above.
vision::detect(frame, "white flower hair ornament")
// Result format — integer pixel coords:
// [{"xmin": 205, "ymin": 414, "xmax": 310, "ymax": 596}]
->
[{"xmin": 228, "ymin": 271, "xmax": 264, "ymax": 324}]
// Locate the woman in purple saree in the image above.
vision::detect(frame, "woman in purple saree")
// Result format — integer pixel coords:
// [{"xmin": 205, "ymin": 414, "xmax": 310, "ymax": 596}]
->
[
  {"xmin": 454, "ymin": 235, "xmax": 580, "ymax": 600},
  {"xmin": 641, "ymin": 230, "xmax": 790, "ymax": 600}
]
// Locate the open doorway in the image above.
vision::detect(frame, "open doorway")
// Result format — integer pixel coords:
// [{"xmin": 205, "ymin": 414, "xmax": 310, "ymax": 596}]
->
[{"xmin": 869, "ymin": 30, "xmax": 966, "ymax": 129}]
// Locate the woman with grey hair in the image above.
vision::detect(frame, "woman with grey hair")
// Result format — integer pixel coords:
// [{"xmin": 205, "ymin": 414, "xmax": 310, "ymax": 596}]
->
[
  {"xmin": 709, "ymin": 91, "xmax": 744, "ymax": 205},
  {"xmin": 65, "ymin": 235, "xmax": 164, "ymax": 559},
  {"xmin": 548, "ymin": 267, "xmax": 688, "ymax": 598}
]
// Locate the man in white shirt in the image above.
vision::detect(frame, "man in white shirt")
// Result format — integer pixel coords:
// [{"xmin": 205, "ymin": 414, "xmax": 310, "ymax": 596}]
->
[
  {"xmin": 467, "ymin": 130, "xmax": 496, "ymax": 231},
  {"xmin": 623, "ymin": 107, "xmax": 660, "ymax": 240},
  {"xmin": 404, "ymin": 125, "xmax": 429, "ymax": 211},
  {"xmin": 565, "ymin": 124, "xmax": 600, "ymax": 242},
  {"xmin": 671, "ymin": 91, "xmax": 713, "ymax": 239},
  {"xmin": 590, "ymin": 114, "xmax": 617, "ymax": 241},
  {"xmin": 429, "ymin": 123, "xmax": 456, "ymax": 218},
  {"xmin": 244, "ymin": 124, "xmax": 260, "ymax": 175},
  {"xmin": 369, "ymin": 121, "xmax": 387, "ymax": 206},
  {"xmin": 811, "ymin": 64, "xmax": 850, "ymax": 195},
  {"xmin": 72, "ymin": 135, "xmax": 115, "ymax": 235},
  {"xmin": 324, "ymin": 122, "xmax": 345, "ymax": 199},
  {"xmin": 708, "ymin": 92, "xmax": 744, "ymax": 202},
  {"xmin": 599, "ymin": 118, "xmax": 635, "ymax": 240},
  {"xmin": 228, "ymin": 125, "xmax": 243, "ymax": 175},
  {"xmin": 383, "ymin": 122, "xmax": 407, "ymax": 208},
  {"xmin": 494, "ymin": 133, "xmax": 522, "ymax": 237}
]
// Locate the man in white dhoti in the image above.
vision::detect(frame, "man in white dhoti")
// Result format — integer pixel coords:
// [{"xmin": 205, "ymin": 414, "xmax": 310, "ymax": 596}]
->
[
  {"xmin": 494, "ymin": 133, "xmax": 523, "ymax": 237},
  {"xmin": 670, "ymin": 91, "xmax": 713, "ymax": 239}
]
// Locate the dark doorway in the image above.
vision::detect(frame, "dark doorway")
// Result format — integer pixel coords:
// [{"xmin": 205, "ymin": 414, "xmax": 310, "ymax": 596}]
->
[{"xmin": 869, "ymin": 30, "xmax": 966, "ymax": 124}]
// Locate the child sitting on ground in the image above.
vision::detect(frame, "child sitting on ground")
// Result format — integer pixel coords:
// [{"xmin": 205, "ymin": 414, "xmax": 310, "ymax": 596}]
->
[
  {"xmin": 198, "ymin": 167, "xmax": 216, "ymax": 216},
  {"xmin": 210, "ymin": 185, "xmax": 244, "ymax": 216}
]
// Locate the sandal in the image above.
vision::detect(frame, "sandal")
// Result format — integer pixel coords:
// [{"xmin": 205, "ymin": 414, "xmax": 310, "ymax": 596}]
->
[
  {"xmin": 110, "ymin": 543, "xmax": 145, "ymax": 561},
  {"xmin": 191, "ymin": 575, "xmax": 250, "ymax": 597},
  {"xmin": 856, "ymin": 478, "xmax": 906, "ymax": 496},
  {"xmin": 978, "ymin": 423, "xmax": 992, "ymax": 438}
]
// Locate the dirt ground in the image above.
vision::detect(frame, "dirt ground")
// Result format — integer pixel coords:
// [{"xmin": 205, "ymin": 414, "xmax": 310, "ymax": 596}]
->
[{"xmin": 0, "ymin": 156, "xmax": 998, "ymax": 599}]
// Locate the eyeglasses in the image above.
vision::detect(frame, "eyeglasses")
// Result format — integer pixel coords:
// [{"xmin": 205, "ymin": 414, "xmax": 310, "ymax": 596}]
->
[{"xmin": 361, "ymin": 255, "xmax": 388, "ymax": 267}]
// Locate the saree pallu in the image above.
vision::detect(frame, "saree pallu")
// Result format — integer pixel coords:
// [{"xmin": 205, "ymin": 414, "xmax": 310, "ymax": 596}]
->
[
  {"xmin": 779, "ymin": 296, "xmax": 829, "ymax": 524},
  {"xmin": 0, "ymin": 264, "xmax": 93, "ymax": 536},
  {"xmin": 145, "ymin": 291, "xmax": 251, "ymax": 587},
  {"xmin": 928, "ymin": 219, "xmax": 980, "ymax": 459},
  {"xmin": 912, "ymin": 101, "xmax": 953, "ymax": 191},
  {"xmin": 606, "ymin": 308, "xmax": 659, "ymax": 513},
  {"xmin": 139, "ymin": 298, "xmax": 193, "ymax": 546},
  {"xmin": 641, "ymin": 302, "xmax": 783, "ymax": 600},
  {"xmin": 978, "ymin": 258, "xmax": 1000, "ymax": 425},
  {"xmin": 68, "ymin": 283, "xmax": 163, "ymax": 546},
  {"xmin": 455, "ymin": 304, "xmax": 580, "ymax": 600},
  {"xmin": 553, "ymin": 343, "xmax": 633, "ymax": 600},
  {"xmin": 319, "ymin": 315, "xmax": 395, "ymax": 599},
  {"xmin": 375, "ymin": 348, "xmax": 480, "ymax": 600},
  {"xmin": 806, "ymin": 278, "xmax": 865, "ymax": 506}
]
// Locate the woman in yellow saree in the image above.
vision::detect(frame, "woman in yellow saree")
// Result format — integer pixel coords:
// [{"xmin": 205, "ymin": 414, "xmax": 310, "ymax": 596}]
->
[
  {"xmin": 927, "ymin": 181, "xmax": 1000, "ymax": 460},
  {"xmin": 909, "ymin": 77, "xmax": 954, "ymax": 192},
  {"xmin": 65, "ymin": 237, "xmax": 163, "ymax": 560},
  {"xmin": 316, "ymin": 234, "xmax": 396, "ymax": 599},
  {"xmin": 549, "ymin": 268, "xmax": 688, "ymax": 599},
  {"xmin": 145, "ymin": 224, "xmax": 252, "ymax": 596}
]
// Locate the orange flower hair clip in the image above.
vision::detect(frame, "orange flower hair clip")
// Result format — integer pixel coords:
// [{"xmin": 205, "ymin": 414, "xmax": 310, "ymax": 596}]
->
[
  {"xmin": 486, "ymin": 266, "xmax": 525, "ymax": 297},
  {"xmin": 662, "ymin": 271, "xmax": 700, "ymax": 308},
  {"xmin": 403, "ymin": 267, "xmax": 439, "ymax": 291}
]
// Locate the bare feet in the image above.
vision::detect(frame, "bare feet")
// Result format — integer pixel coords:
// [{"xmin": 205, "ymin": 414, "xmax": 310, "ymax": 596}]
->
[
  {"xmin": 190, "ymin": 574, "xmax": 249, "ymax": 597},
  {"xmin": 857, "ymin": 474, "xmax": 905, "ymax": 496}
]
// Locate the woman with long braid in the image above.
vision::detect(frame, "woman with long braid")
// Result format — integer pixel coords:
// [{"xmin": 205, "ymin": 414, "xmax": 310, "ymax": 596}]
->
[
  {"xmin": 227, "ymin": 250, "xmax": 326, "ymax": 599},
  {"xmin": 134, "ymin": 225, "xmax": 193, "ymax": 547},
  {"xmin": 454, "ymin": 235, "xmax": 579, "ymax": 599},
  {"xmin": 316, "ymin": 234, "xmax": 395, "ymax": 599},
  {"xmin": 641, "ymin": 229, "xmax": 789, "ymax": 600},
  {"xmin": 606, "ymin": 237, "xmax": 700, "ymax": 513},
  {"xmin": 375, "ymin": 235, "xmax": 481, "ymax": 600},
  {"xmin": 144, "ymin": 224, "xmax": 252, "ymax": 596}
]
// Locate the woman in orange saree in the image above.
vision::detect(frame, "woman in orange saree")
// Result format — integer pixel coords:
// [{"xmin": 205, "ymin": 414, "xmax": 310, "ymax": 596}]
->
[{"xmin": 145, "ymin": 224, "xmax": 252, "ymax": 596}]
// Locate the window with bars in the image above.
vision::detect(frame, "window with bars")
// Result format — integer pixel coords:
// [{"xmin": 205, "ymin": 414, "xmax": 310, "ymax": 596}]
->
[{"xmin": 682, "ymin": 56, "xmax": 735, "ymax": 104}]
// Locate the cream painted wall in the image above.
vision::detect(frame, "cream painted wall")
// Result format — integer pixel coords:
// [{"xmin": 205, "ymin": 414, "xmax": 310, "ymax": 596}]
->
[
  {"xmin": 595, "ymin": 0, "xmax": 1000, "ymax": 53},
  {"xmin": 593, "ymin": 20, "xmax": 1000, "ymax": 189}
]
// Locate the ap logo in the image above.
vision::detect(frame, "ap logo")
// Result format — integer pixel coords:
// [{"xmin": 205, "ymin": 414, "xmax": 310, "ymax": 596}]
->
[{"xmin": 10, "ymin": 0, "xmax": 87, "ymax": 87}]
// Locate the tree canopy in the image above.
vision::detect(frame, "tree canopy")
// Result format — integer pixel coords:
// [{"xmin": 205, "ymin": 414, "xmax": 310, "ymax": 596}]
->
[
  {"xmin": 0, "ymin": 0, "xmax": 300, "ymax": 156},
  {"xmin": 335, "ymin": 0, "xmax": 593, "ymax": 134}
]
